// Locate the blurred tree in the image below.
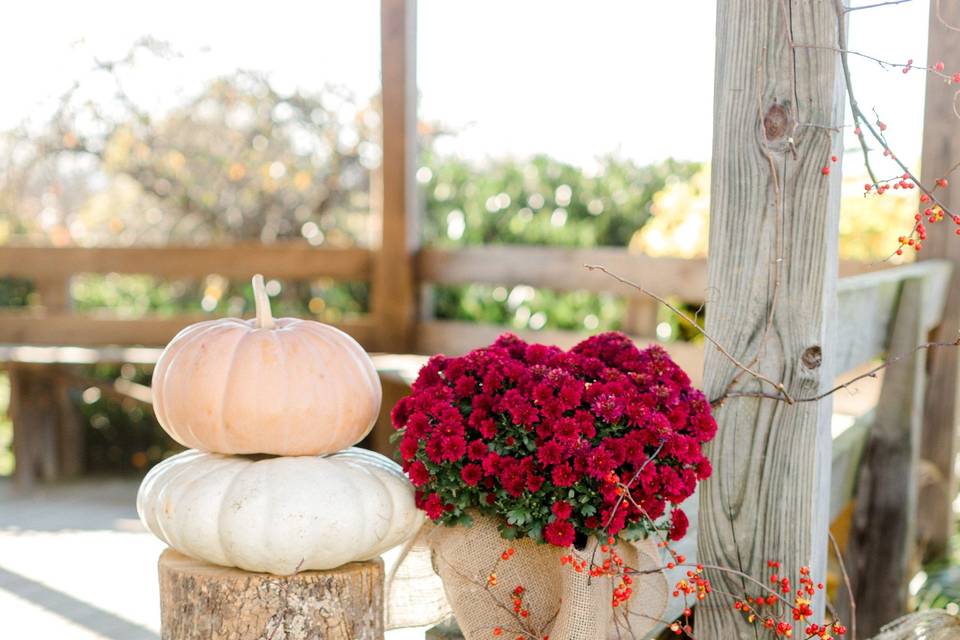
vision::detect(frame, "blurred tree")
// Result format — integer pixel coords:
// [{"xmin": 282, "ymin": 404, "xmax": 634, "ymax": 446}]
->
[
  {"xmin": 631, "ymin": 166, "xmax": 919, "ymax": 262},
  {"xmin": 0, "ymin": 39, "xmax": 380, "ymax": 247},
  {"xmin": 420, "ymin": 150, "xmax": 698, "ymax": 248}
]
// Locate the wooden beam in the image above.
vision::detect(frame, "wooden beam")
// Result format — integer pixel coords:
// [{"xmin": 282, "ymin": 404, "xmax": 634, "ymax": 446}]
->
[
  {"xmin": 419, "ymin": 246, "xmax": 711, "ymax": 302},
  {"xmin": 917, "ymin": 0, "xmax": 960, "ymax": 561},
  {"xmin": 419, "ymin": 245, "xmax": 885, "ymax": 304},
  {"xmin": 0, "ymin": 244, "xmax": 372, "ymax": 281},
  {"xmin": 835, "ymin": 260, "xmax": 952, "ymax": 374},
  {"xmin": 0, "ymin": 344, "xmax": 164, "ymax": 365},
  {"xmin": 372, "ymin": 0, "xmax": 419, "ymax": 352},
  {"xmin": 698, "ymin": 1, "xmax": 845, "ymax": 634},
  {"xmin": 838, "ymin": 278, "xmax": 927, "ymax": 635},
  {"xmin": 0, "ymin": 311, "xmax": 377, "ymax": 349}
]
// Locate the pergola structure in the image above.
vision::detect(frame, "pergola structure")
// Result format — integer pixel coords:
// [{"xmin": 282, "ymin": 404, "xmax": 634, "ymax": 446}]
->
[{"xmin": 0, "ymin": 1, "xmax": 958, "ymax": 636}]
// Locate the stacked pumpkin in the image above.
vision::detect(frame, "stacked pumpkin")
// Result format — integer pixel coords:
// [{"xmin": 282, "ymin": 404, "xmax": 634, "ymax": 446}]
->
[{"xmin": 136, "ymin": 275, "xmax": 422, "ymax": 575}]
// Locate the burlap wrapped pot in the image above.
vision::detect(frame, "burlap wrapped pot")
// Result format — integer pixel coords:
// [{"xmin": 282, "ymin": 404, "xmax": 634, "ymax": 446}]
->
[{"xmin": 386, "ymin": 513, "xmax": 668, "ymax": 639}]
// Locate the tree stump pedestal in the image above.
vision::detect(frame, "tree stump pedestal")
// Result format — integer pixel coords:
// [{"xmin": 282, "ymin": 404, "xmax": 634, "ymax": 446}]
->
[{"xmin": 158, "ymin": 549, "xmax": 384, "ymax": 640}]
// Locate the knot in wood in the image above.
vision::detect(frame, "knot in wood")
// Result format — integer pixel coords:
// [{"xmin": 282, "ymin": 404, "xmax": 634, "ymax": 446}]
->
[
  {"xmin": 763, "ymin": 103, "xmax": 789, "ymax": 141},
  {"xmin": 801, "ymin": 346, "xmax": 822, "ymax": 370}
]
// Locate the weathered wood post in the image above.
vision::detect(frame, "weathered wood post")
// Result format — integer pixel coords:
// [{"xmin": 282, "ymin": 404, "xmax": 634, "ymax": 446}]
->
[
  {"xmin": 838, "ymin": 276, "xmax": 928, "ymax": 636},
  {"xmin": 918, "ymin": 0, "xmax": 960, "ymax": 561},
  {"xmin": 373, "ymin": 0, "xmax": 420, "ymax": 353},
  {"xmin": 10, "ymin": 275, "xmax": 84, "ymax": 485},
  {"xmin": 698, "ymin": 1, "xmax": 845, "ymax": 637},
  {"xmin": 158, "ymin": 550, "xmax": 384, "ymax": 640}
]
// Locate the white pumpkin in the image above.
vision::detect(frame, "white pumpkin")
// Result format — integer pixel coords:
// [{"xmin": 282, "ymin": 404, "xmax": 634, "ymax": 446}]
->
[{"xmin": 137, "ymin": 447, "xmax": 422, "ymax": 575}]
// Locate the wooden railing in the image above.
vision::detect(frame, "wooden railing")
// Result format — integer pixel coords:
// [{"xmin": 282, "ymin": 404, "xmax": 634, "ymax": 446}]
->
[
  {"xmin": 0, "ymin": 242, "xmax": 891, "ymax": 372},
  {"xmin": 0, "ymin": 244, "xmax": 376, "ymax": 348}
]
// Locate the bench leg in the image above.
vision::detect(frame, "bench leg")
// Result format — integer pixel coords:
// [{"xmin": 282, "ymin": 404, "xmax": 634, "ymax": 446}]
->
[
  {"xmin": 56, "ymin": 376, "xmax": 84, "ymax": 477},
  {"xmin": 9, "ymin": 366, "xmax": 83, "ymax": 486}
]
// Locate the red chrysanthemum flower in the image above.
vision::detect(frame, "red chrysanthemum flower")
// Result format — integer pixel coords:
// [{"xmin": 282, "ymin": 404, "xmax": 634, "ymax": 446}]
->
[
  {"xmin": 460, "ymin": 463, "xmax": 483, "ymax": 486},
  {"xmin": 393, "ymin": 331, "xmax": 715, "ymax": 548},
  {"xmin": 408, "ymin": 461, "xmax": 430, "ymax": 487},
  {"xmin": 669, "ymin": 508, "xmax": 689, "ymax": 541},
  {"xmin": 544, "ymin": 519, "xmax": 576, "ymax": 546},
  {"xmin": 552, "ymin": 500, "xmax": 573, "ymax": 520}
]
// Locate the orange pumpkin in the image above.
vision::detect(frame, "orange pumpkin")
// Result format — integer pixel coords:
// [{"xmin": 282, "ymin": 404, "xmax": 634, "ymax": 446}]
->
[{"xmin": 152, "ymin": 275, "xmax": 381, "ymax": 456}]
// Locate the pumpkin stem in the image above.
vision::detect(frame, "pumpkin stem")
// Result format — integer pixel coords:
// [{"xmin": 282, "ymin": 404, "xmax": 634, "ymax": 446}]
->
[{"xmin": 252, "ymin": 274, "xmax": 275, "ymax": 329}]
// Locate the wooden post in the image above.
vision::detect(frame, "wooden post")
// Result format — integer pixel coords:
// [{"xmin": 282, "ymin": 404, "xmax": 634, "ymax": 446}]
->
[
  {"xmin": 9, "ymin": 276, "xmax": 84, "ymax": 483},
  {"xmin": 373, "ymin": 0, "xmax": 419, "ymax": 353},
  {"xmin": 9, "ymin": 365, "xmax": 61, "ymax": 486},
  {"xmin": 158, "ymin": 550, "xmax": 384, "ymax": 640},
  {"xmin": 622, "ymin": 298, "xmax": 659, "ymax": 338},
  {"xmin": 8, "ymin": 364, "xmax": 84, "ymax": 485},
  {"xmin": 55, "ymin": 373, "xmax": 84, "ymax": 477},
  {"xmin": 698, "ymin": 1, "xmax": 845, "ymax": 636},
  {"xmin": 838, "ymin": 278, "xmax": 926, "ymax": 636},
  {"xmin": 35, "ymin": 276, "xmax": 71, "ymax": 312},
  {"xmin": 918, "ymin": 0, "xmax": 960, "ymax": 561}
]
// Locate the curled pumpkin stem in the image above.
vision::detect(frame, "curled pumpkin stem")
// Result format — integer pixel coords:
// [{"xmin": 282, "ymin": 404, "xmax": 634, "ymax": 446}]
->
[{"xmin": 252, "ymin": 273, "xmax": 275, "ymax": 329}]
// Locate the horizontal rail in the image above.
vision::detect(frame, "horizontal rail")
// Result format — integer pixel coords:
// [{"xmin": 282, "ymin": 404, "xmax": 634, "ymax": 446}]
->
[
  {"xmin": 0, "ymin": 310, "xmax": 378, "ymax": 350},
  {"xmin": 419, "ymin": 246, "xmax": 711, "ymax": 300},
  {"xmin": 419, "ymin": 245, "xmax": 888, "ymax": 303},
  {"xmin": 836, "ymin": 260, "xmax": 952, "ymax": 373},
  {"xmin": 0, "ymin": 244, "xmax": 373, "ymax": 281},
  {"xmin": 1, "ymin": 243, "xmax": 887, "ymax": 303}
]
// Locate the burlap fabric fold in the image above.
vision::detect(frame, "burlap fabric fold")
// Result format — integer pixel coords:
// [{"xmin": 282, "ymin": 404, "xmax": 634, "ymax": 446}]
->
[{"xmin": 386, "ymin": 514, "xmax": 668, "ymax": 639}]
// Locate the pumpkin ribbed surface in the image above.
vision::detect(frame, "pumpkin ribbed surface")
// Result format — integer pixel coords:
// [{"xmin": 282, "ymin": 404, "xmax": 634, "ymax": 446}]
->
[
  {"xmin": 152, "ymin": 317, "xmax": 381, "ymax": 456},
  {"xmin": 137, "ymin": 447, "xmax": 422, "ymax": 575}
]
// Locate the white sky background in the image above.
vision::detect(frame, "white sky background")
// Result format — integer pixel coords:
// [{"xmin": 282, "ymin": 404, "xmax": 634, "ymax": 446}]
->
[{"xmin": 0, "ymin": 1, "xmax": 935, "ymax": 173}]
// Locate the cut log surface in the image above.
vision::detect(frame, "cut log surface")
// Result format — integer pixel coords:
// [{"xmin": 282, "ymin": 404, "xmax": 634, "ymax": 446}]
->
[{"xmin": 158, "ymin": 549, "xmax": 384, "ymax": 640}]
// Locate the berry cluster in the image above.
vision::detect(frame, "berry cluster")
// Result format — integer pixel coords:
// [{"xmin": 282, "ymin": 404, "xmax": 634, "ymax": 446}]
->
[
  {"xmin": 393, "ymin": 332, "xmax": 716, "ymax": 546},
  {"xmin": 821, "ymin": 55, "xmax": 959, "ymax": 255}
]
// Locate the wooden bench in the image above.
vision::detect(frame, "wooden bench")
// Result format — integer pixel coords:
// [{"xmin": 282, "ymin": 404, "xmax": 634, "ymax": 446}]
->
[{"xmin": 1, "ymin": 344, "xmax": 428, "ymax": 486}]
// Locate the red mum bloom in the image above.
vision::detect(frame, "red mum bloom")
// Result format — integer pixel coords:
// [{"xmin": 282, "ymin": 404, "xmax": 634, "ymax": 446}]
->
[
  {"xmin": 408, "ymin": 461, "xmax": 430, "ymax": 487},
  {"xmin": 526, "ymin": 474, "xmax": 544, "ymax": 493},
  {"xmin": 478, "ymin": 418, "xmax": 498, "ymax": 439},
  {"xmin": 467, "ymin": 440, "xmax": 488, "ymax": 461},
  {"xmin": 551, "ymin": 463, "xmax": 576, "ymax": 488},
  {"xmin": 552, "ymin": 500, "xmax": 573, "ymax": 520},
  {"xmin": 553, "ymin": 417, "xmax": 580, "ymax": 441},
  {"xmin": 399, "ymin": 435, "xmax": 419, "ymax": 462},
  {"xmin": 404, "ymin": 412, "xmax": 430, "ymax": 438},
  {"xmin": 441, "ymin": 436, "xmax": 467, "ymax": 462},
  {"xmin": 591, "ymin": 392, "xmax": 625, "ymax": 423},
  {"xmin": 390, "ymin": 396, "xmax": 414, "ymax": 429},
  {"xmin": 536, "ymin": 440, "xmax": 563, "ymax": 466},
  {"xmin": 453, "ymin": 375, "xmax": 476, "ymax": 398},
  {"xmin": 422, "ymin": 492, "xmax": 444, "ymax": 519},
  {"xmin": 544, "ymin": 519, "xmax": 576, "ymax": 547},
  {"xmin": 558, "ymin": 378, "xmax": 584, "ymax": 409},
  {"xmin": 499, "ymin": 462, "xmax": 526, "ymax": 498},
  {"xmin": 669, "ymin": 508, "xmax": 689, "ymax": 541},
  {"xmin": 460, "ymin": 463, "xmax": 483, "ymax": 486},
  {"xmin": 425, "ymin": 437, "xmax": 444, "ymax": 464}
]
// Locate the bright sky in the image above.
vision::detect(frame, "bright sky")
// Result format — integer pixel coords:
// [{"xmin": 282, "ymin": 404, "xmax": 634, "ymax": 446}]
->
[{"xmin": 0, "ymin": 0, "xmax": 934, "ymax": 171}]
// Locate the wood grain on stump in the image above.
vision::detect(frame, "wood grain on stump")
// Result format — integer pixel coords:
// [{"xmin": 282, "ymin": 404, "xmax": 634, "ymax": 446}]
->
[{"xmin": 158, "ymin": 549, "xmax": 384, "ymax": 640}]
